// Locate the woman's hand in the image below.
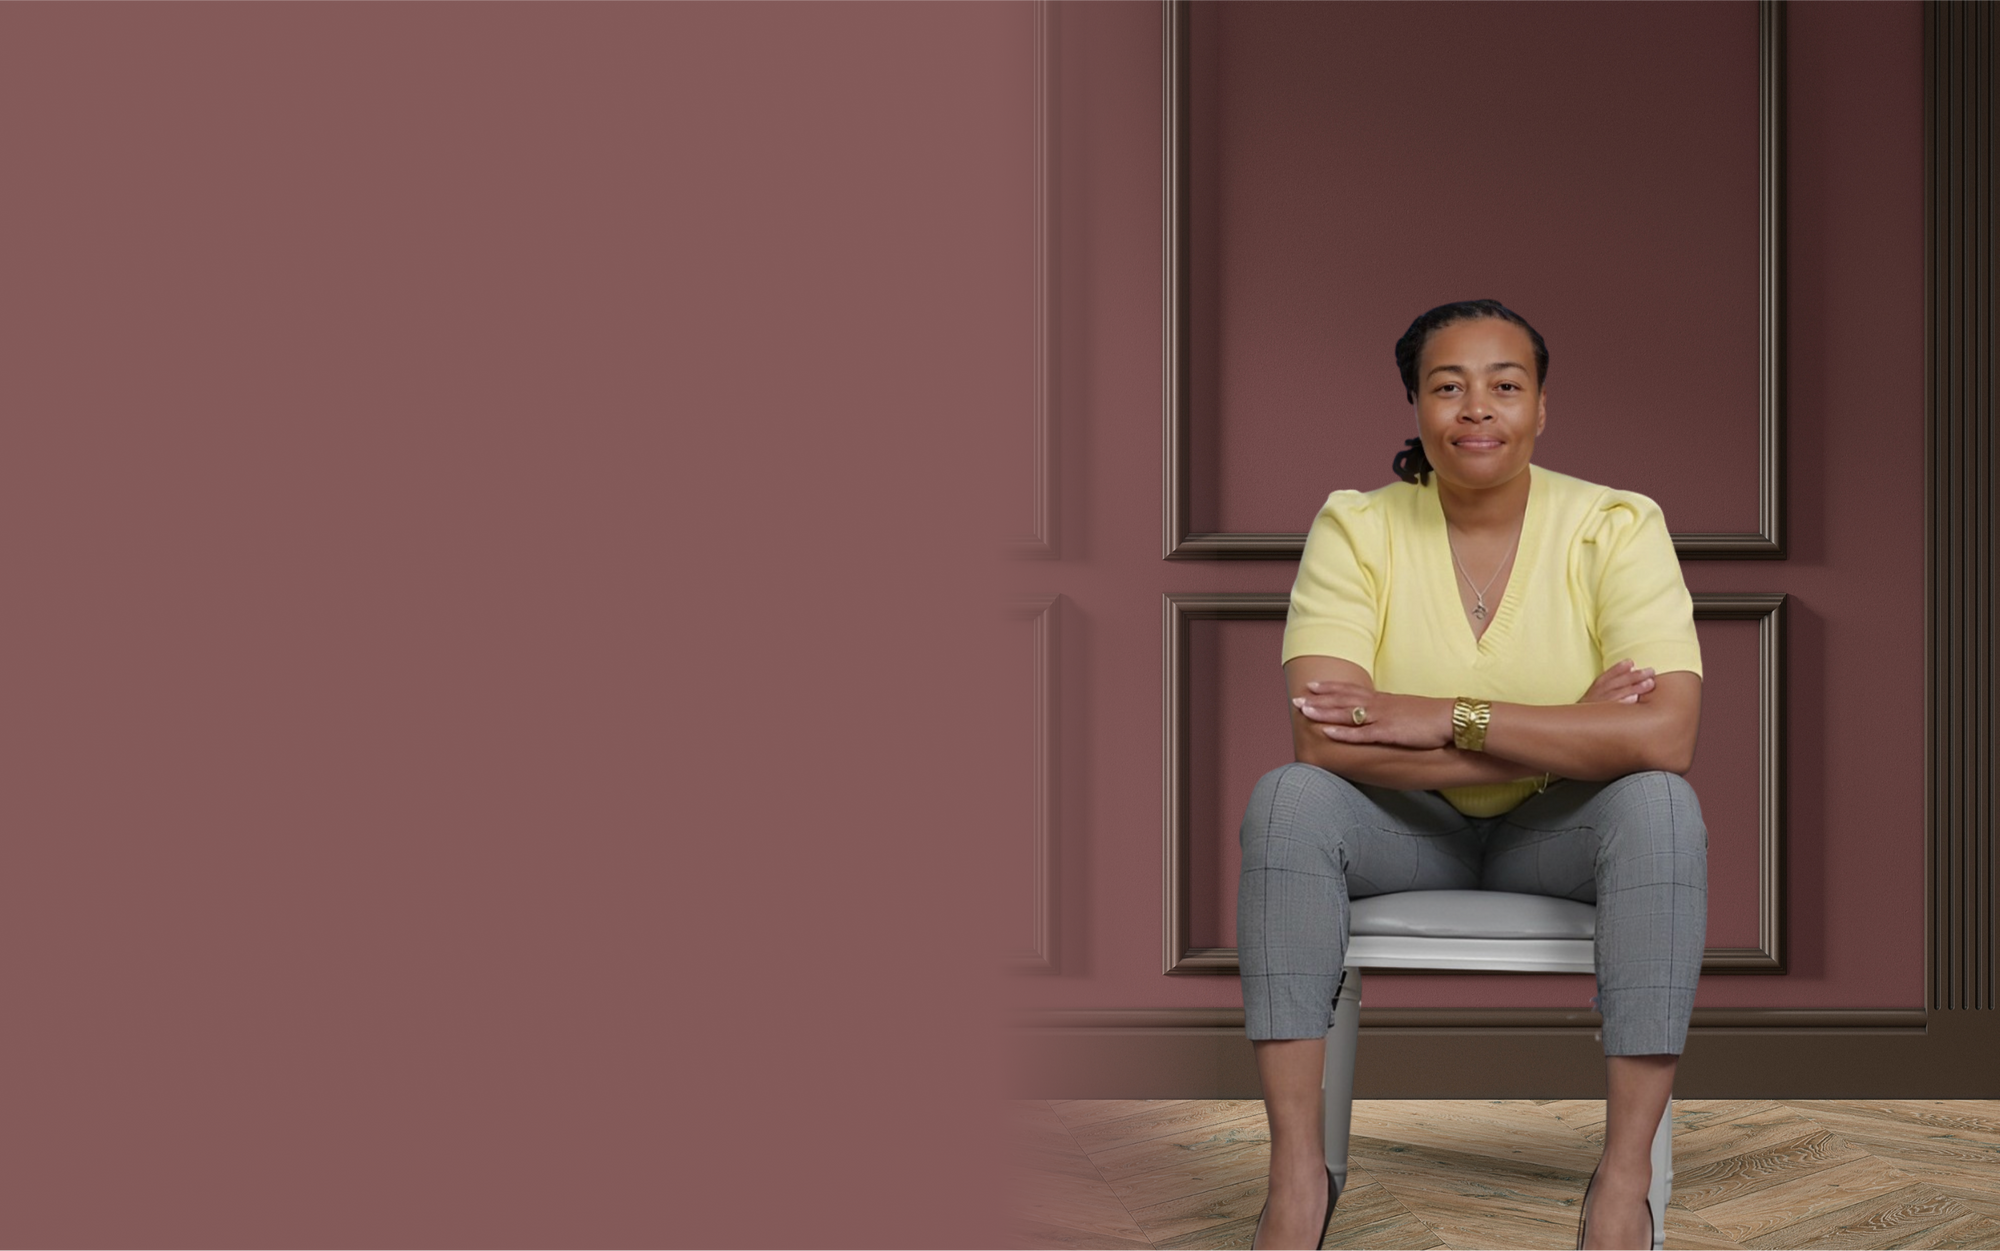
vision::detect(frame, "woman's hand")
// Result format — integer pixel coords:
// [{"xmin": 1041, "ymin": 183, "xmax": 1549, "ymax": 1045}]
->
[
  {"xmin": 1295, "ymin": 681, "xmax": 1454, "ymax": 749},
  {"xmin": 1580, "ymin": 659, "xmax": 1657, "ymax": 705}
]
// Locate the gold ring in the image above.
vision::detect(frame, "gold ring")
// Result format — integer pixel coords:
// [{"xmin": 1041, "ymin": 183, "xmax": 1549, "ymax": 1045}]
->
[{"xmin": 1351, "ymin": 706, "xmax": 1367, "ymax": 726}]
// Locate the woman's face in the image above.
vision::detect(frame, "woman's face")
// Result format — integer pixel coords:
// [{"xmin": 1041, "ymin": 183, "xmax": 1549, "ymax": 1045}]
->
[{"xmin": 1412, "ymin": 317, "xmax": 1546, "ymax": 492}]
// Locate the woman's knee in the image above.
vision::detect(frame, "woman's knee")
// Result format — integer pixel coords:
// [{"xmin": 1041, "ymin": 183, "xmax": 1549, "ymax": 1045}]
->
[
  {"xmin": 1241, "ymin": 762, "xmax": 1359, "ymax": 850},
  {"xmin": 1598, "ymin": 770, "xmax": 1707, "ymax": 855}
]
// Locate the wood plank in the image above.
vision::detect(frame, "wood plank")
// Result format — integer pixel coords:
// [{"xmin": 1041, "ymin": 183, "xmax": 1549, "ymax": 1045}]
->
[
  {"xmin": 1456, "ymin": 1097, "xmax": 1781, "ymax": 1153},
  {"xmin": 1899, "ymin": 1209, "xmax": 2000, "ymax": 1250},
  {"xmin": 1153, "ymin": 1212, "xmax": 1262, "ymax": 1250},
  {"xmin": 1152, "ymin": 1215, "xmax": 1256, "ymax": 1247},
  {"xmin": 1347, "ymin": 1135, "xmax": 1590, "ymax": 1203},
  {"xmin": 1014, "ymin": 1099, "xmax": 1076, "ymax": 1142},
  {"xmin": 1931, "ymin": 1183, "xmax": 2000, "ymax": 1223},
  {"xmin": 1672, "ymin": 1105, "xmax": 1873, "ymax": 1211},
  {"xmin": 1783, "ymin": 1100, "xmax": 2000, "ymax": 1140},
  {"xmin": 1012, "ymin": 1100, "xmax": 1107, "ymax": 1185},
  {"xmin": 1698, "ymin": 1154, "xmax": 1924, "ymax": 1245},
  {"xmin": 1531, "ymin": 1097, "xmax": 1608, "ymax": 1144},
  {"xmin": 1739, "ymin": 1180, "xmax": 1977, "ymax": 1250},
  {"xmin": 1069, "ymin": 1100, "xmax": 1268, "ymax": 1157},
  {"xmin": 1147, "ymin": 1182, "xmax": 1449, "ymax": 1251},
  {"xmin": 1671, "ymin": 1101, "xmax": 1790, "ymax": 1132},
  {"xmin": 1777, "ymin": 1101, "xmax": 2000, "ymax": 1228},
  {"xmin": 1348, "ymin": 1099, "xmax": 1600, "ymax": 1172},
  {"xmin": 1409, "ymin": 1203, "xmax": 1579, "ymax": 1251},
  {"xmin": 1780, "ymin": 1101, "xmax": 2000, "ymax": 1174},
  {"xmin": 1344, "ymin": 1136, "xmax": 1586, "ymax": 1250},
  {"xmin": 1321, "ymin": 1179, "xmax": 1435, "ymax": 1248},
  {"xmin": 1342, "ymin": 1160, "xmax": 1383, "ymax": 1192},
  {"xmin": 1019, "ymin": 1135, "xmax": 1113, "ymax": 1185},
  {"xmin": 1672, "ymin": 1103, "xmax": 1864, "ymax": 1173},
  {"xmin": 1140, "ymin": 1180, "xmax": 1418, "ymax": 1242},
  {"xmin": 1010, "ymin": 1168, "xmax": 1150, "ymax": 1247},
  {"xmin": 1661, "ymin": 1203, "xmax": 1751, "ymax": 1250},
  {"xmin": 1136, "ymin": 1167, "xmax": 1432, "ymax": 1247},
  {"xmin": 1087, "ymin": 1108, "xmax": 1268, "ymax": 1188},
  {"xmin": 1051, "ymin": 1099, "xmax": 1202, "ymax": 1132},
  {"xmin": 1124, "ymin": 1173, "xmax": 1268, "ymax": 1244}
]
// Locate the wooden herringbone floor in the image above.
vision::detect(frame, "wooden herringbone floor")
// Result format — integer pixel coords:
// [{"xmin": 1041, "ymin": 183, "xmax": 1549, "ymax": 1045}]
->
[{"xmin": 1009, "ymin": 1099, "xmax": 2000, "ymax": 1250}]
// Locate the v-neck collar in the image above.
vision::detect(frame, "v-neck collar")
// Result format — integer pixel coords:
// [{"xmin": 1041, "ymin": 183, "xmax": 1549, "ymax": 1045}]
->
[{"xmin": 1423, "ymin": 468, "xmax": 1541, "ymax": 656}]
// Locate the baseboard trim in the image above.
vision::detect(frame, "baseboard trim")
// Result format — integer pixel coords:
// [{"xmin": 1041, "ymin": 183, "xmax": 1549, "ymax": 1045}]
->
[
  {"xmin": 1008, "ymin": 1008, "xmax": 1994, "ymax": 1098},
  {"xmin": 1014, "ymin": 1007, "xmax": 1927, "ymax": 1031}
]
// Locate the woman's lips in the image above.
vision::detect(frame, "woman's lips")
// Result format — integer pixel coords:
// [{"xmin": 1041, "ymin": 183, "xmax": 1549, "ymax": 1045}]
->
[{"xmin": 1454, "ymin": 437, "xmax": 1504, "ymax": 449}]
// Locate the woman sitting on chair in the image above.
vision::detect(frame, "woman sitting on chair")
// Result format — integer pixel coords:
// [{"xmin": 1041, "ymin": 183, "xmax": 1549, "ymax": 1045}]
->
[{"xmin": 1240, "ymin": 300, "xmax": 1706, "ymax": 1251}]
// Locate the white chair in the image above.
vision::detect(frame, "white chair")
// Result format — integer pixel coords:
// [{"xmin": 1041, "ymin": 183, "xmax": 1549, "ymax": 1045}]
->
[{"xmin": 1321, "ymin": 890, "xmax": 1671, "ymax": 1250}]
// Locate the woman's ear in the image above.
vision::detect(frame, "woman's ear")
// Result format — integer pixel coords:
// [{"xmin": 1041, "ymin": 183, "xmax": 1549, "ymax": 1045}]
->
[{"xmin": 1535, "ymin": 385, "xmax": 1548, "ymax": 435}]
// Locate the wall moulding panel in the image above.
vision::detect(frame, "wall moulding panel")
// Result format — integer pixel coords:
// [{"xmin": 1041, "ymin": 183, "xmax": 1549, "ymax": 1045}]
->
[
  {"xmin": 1160, "ymin": 592, "xmax": 1787, "ymax": 977},
  {"xmin": 1161, "ymin": 0, "xmax": 1787, "ymax": 561},
  {"xmin": 1010, "ymin": 0, "xmax": 1059, "ymax": 558},
  {"xmin": 1008, "ymin": 594, "xmax": 1060, "ymax": 971}
]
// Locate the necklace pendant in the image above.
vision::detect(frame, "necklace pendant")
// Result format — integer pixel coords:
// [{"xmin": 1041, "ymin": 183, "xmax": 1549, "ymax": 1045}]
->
[{"xmin": 1473, "ymin": 603, "xmax": 1488, "ymax": 621}]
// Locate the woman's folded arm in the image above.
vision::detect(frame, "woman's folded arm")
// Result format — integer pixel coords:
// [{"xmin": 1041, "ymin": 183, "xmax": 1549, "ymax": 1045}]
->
[
  {"xmin": 1479, "ymin": 672, "xmax": 1700, "ymax": 778},
  {"xmin": 1284, "ymin": 656, "xmax": 1546, "ymax": 789},
  {"xmin": 1285, "ymin": 655, "xmax": 1702, "ymax": 784},
  {"xmin": 1293, "ymin": 739, "xmax": 1546, "ymax": 791}
]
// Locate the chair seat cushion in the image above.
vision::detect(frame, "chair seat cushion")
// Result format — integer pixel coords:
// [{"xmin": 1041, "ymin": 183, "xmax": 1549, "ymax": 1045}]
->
[{"xmin": 1348, "ymin": 890, "xmax": 1596, "ymax": 940}]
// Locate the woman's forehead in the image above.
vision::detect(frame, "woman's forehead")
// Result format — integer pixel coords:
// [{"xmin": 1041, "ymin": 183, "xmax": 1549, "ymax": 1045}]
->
[{"xmin": 1422, "ymin": 320, "xmax": 1534, "ymax": 371}]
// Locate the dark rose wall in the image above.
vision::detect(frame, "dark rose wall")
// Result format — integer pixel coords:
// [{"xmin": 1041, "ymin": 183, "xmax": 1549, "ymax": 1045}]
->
[
  {"xmin": 1008, "ymin": 1, "xmax": 1925, "ymax": 1019},
  {"xmin": 0, "ymin": 4, "xmax": 1025, "ymax": 1246}
]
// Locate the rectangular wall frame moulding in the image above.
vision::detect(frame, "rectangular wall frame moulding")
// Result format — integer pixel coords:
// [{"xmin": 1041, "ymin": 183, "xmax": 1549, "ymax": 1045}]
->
[
  {"xmin": 1160, "ymin": 0, "xmax": 1788, "ymax": 560},
  {"xmin": 1010, "ymin": 0, "xmax": 1060, "ymax": 559},
  {"xmin": 1160, "ymin": 592, "xmax": 1787, "ymax": 980},
  {"xmin": 1009, "ymin": 594, "xmax": 1060, "ymax": 971}
]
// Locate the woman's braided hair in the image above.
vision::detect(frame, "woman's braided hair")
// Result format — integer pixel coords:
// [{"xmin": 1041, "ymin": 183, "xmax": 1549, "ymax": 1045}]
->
[{"xmin": 1391, "ymin": 299, "xmax": 1549, "ymax": 485}]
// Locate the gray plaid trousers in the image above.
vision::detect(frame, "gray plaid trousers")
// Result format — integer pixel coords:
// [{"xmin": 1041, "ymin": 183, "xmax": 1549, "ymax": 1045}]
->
[{"xmin": 1237, "ymin": 764, "xmax": 1707, "ymax": 1055}]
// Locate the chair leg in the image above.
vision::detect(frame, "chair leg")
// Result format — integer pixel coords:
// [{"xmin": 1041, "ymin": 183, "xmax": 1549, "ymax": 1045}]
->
[
  {"xmin": 1648, "ymin": 1096, "xmax": 1673, "ymax": 1250},
  {"xmin": 1321, "ymin": 967, "xmax": 1363, "ymax": 1194}
]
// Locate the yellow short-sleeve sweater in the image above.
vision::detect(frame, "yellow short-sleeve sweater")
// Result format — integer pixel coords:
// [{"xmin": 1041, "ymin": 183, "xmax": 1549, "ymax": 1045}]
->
[{"xmin": 1281, "ymin": 465, "xmax": 1703, "ymax": 818}]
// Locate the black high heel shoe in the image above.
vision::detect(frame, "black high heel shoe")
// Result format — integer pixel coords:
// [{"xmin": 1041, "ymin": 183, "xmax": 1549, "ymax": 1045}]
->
[
  {"xmin": 1575, "ymin": 1166, "xmax": 1657, "ymax": 1250},
  {"xmin": 1252, "ymin": 1164, "xmax": 1340, "ymax": 1250}
]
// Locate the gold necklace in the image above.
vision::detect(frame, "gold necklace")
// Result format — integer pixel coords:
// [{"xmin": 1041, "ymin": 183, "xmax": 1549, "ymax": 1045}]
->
[{"xmin": 1445, "ymin": 519, "xmax": 1522, "ymax": 622}]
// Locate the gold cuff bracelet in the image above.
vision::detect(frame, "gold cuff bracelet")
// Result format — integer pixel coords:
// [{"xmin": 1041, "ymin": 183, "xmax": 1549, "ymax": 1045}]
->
[{"xmin": 1451, "ymin": 696, "xmax": 1492, "ymax": 753}]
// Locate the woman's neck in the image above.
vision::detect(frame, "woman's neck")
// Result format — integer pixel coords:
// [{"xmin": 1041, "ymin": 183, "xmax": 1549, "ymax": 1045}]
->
[{"xmin": 1436, "ymin": 466, "xmax": 1533, "ymax": 536}]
